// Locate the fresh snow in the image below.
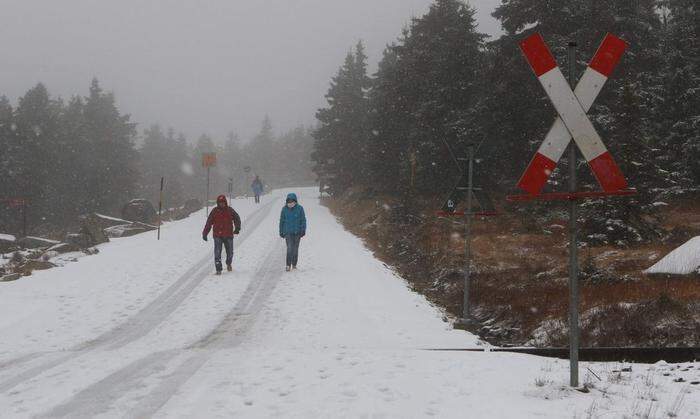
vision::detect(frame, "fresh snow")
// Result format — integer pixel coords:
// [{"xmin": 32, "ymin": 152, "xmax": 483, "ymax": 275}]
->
[
  {"xmin": 0, "ymin": 233, "xmax": 16, "ymax": 242},
  {"xmin": 645, "ymin": 236, "xmax": 700, "ymax": 275},
  {"xmin": 0, "ymin": 189, "xmax": 698, "ymax": 418},
  {"xmin": 24, "ymin": 236, "xmax": 60, "ymax": 245},
  {"xmin": 95, "ymin": 213, "xmax": 133, "ymax": 223}
]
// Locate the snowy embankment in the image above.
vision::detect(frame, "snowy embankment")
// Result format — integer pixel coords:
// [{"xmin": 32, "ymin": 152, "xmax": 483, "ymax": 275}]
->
[
  {"xmin": 645, "ymin": 236, "xmax": 700, "ymax": 275},
  {"xmin": 0, "ymin": 189, "xmax": 699, "ymax": 418}
]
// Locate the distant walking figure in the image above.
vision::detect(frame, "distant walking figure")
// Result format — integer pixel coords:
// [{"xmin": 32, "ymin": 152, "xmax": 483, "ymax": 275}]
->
[
  {"xmin": 279, "ymin": 193, "xmax": 306, "ymax": 271},
  {"xmin": 203, "ymin": 195, "xmax": 241, "ymax": 275},
  {"xmin": 251, "ymin": 176, "xmax": 264, "ymax": 204}
]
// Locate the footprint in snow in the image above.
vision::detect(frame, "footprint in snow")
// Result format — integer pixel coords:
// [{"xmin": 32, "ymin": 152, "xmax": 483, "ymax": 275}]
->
[{"xmin": 342, "ymin": 390, "xmax": 358, "ymax": 398}]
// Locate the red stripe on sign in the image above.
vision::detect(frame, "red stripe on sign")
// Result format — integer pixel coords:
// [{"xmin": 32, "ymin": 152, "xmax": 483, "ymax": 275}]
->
[
  {"xmin": 517, "ymin": 152, "xmax": 558, "ymax": 195},
  {"xmin": 519, "ymin": 33, "xmax": 558, "ymax": 77},
  {"xmin": 589, "ymin": 34, "xmax": 628, "ymax": 77},
  {"xmin": 589, "ymin": 151, "xmax": 628, "ymax": 192}
]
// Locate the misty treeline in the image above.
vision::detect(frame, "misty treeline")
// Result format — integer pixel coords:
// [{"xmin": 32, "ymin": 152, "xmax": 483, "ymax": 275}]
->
[
  {"xmin": 0, "ymin": 80, "xmax": 314, "ymax": 234},
  {"xmin": 313, "ymin": 0, "xmax": 699, "ymax": 238}
]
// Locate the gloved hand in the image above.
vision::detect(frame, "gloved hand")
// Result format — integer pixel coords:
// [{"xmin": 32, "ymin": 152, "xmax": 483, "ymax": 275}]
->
[
  {"xmin": 280, "ymin": 233, "xmax": 285, "ymax": 239},
  {"xmin": 301, "ymin": 232, "xmax": 306, "ymax": 238},
  {"xmin": 202, "ymin": 234, "xmax": 208, "ymax": 242}
]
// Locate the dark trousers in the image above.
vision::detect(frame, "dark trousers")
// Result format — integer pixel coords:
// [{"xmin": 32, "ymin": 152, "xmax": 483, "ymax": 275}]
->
[
  {"xmin": 254, "ymin": 194, "xmax": 261, "ymax": 203},
  {"xmin": 214, "ymin": 237, "xmax": 234, "ymax": 272},
  {"xmin": 285, "ymin": 234, "xmax": 301, "ymax": 267}
]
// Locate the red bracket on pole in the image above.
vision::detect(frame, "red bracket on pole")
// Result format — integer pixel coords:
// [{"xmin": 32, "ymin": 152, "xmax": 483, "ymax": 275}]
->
[
  {"xmin": 436, "ymin": 211, "xmax": 499, "ymax": 217},
  {"xmin": 507, "ymin": 189, "xmax": 636, "ymax": 202}
]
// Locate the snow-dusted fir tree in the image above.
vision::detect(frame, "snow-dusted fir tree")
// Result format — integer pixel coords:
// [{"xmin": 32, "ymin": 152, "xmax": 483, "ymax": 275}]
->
[
  {"xmin": 83, "ymin": 79, "xmax": 139, "ymax": 213},
  {"xmin": 313, "ymin": 41, "xmax": 371, "ymax": 195},
  {"xmin": 665, "ymin": 0, "xmax": 700, "ymax": 186},
  {"xmin": 367, "ymin": 0, "xmax": 487, "ymax": 195},
  {"xmin": 13, "ymin": 84, "xmax": 63, "ymax": 220},
  {"xmin": 0, "ymin": 96, "xmax": 18, "ymax": 231},
  {"xmin": 248, "ymin": 116, "xmax": 276, "ymax": 179}
]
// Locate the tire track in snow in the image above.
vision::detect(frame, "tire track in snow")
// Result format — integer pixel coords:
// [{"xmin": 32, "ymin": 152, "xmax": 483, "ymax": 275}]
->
[
  {"xmin": 42, "ymin": 239, "xmax": 286, "ymax": 418},
  {"xmin": 0, "ymin": 199, "xmax": 276, "ymax": 394}
]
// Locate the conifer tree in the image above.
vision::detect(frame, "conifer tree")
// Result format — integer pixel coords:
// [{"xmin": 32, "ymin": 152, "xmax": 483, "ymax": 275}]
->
[
  {"xmin": 665, "ymin": 0, "xmax": 700, "ymax": 184},
  {"xmin": 313, "ymin": 41, "xmax": 371, "ymax": 195}
]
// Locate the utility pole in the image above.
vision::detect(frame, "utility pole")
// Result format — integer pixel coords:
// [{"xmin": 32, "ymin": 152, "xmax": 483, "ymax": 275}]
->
[
  {"xmin": 22, "ymin": 200, "xmax": 27, "ymax": 238},
  {"xmin": 157, "ymin": 177, "xmax": 164, "ymax": 240},
  {"xmin": 206, "ymin": 166, "xmax": 211, "ymax": 217},
  {"xmin": 462, "ymin": 144, "xmax": 475, "ymax": 322},
  {"xmin": 567, "ymin": 40, "xmax": 580, "ymax": 388}
]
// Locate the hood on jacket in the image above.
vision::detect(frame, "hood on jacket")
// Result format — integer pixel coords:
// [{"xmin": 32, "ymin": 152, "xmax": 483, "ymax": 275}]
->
[
  {"xmin": 286, "ymin": 193, "xmax": 298, "ymax": 203},
  {"xmin": 216, "ymin": 194, "xmax": 228, "ymax": 206}
]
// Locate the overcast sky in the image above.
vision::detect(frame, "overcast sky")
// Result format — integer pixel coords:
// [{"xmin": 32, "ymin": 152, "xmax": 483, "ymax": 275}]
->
[{"xmin": 0, "ymin": 0, "xmax": 502, "ymax": 142}]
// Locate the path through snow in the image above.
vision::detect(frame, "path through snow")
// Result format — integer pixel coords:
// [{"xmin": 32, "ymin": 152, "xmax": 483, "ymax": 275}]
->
[{"xmin": 0, "ymin": 189, "xmax": 699, "ymax": 418}]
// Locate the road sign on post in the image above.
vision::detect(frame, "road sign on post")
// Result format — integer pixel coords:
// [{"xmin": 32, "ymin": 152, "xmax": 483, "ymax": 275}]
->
[
  {"xmin": 202, "ymin": 153, "xmax": 217, "ymax": 168},
  {"xmin": 511, "ymin": 33, "xmax": 634, "ymax": 388},
  {"xmin": 202, "ymin": 153, "xmax": 217, "ymax": 217},
  {"xmin": 157, "ymin": 177, "xmax": 164, "ymax": 241}
]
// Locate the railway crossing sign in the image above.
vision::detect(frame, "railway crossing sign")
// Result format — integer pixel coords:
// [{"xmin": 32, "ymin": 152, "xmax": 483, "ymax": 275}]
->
[
  {"xmin": 517, "ymin": 33, "xmax": 629, "ymax": 196},
  {"xmin": 512, "ymin": 34, "xmax": 635, "ymax": 388}
]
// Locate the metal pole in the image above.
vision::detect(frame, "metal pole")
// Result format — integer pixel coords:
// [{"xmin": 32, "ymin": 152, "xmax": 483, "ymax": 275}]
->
[
  {"xmin": 463, "ymin": 144, "xmax": 475, "ymax": 321},
  {"xmin": 157, "ymin": 177, "xmax": 164, "ymax": 240},
  {"xmin": 206, "ymin": 166, "xmax": 210, "ymax": 217},
  {"xmin": 567, "ymin": 41, "xmax": 580, "ymax": 388},
  {"xmin": 22, "ymin": 200, "xmax": 27, "ymax": 238}
]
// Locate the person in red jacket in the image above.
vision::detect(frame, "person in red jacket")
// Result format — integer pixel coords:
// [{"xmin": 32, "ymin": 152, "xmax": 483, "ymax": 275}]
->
[{"xmin": 202, "ymin": 195, "xmax": 242, "ymax": 275}]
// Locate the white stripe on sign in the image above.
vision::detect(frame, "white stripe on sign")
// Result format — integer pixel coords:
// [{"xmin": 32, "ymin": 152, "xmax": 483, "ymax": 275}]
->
[{"xmin": 538, "ymin": 69, "xmax": 608, "ymax": 163}]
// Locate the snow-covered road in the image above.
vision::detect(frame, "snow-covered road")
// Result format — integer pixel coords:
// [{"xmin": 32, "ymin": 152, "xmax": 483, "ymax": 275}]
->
[{"xmin": 1, "ymin": 188, "xmax": 699, "ymax": 418}]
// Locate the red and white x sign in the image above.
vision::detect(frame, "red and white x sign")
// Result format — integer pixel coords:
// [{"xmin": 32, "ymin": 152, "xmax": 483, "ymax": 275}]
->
[{"xmin": 517, "ymin": 33, "xmax": 629, "ymax": 195}]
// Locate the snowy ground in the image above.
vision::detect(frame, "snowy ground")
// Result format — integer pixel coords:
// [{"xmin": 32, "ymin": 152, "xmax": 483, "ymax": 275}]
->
[
  {"xmin": 645, "ymin": 236, "xmax": 700, "ymax": 275},
  {"xmin": 0, "ymin": 188, "xmax": 699, "ymax": 418}
]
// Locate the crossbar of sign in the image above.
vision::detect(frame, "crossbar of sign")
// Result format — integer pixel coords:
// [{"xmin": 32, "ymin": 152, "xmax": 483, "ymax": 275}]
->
[{"xmin": 517, "ymin": 33, "xmax": 629, "ymax": 195}]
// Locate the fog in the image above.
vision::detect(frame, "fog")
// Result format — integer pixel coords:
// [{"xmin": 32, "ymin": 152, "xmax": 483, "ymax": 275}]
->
[{"xmin": 0, "ymin": 0, "xmax": 501, "ymax": 141}]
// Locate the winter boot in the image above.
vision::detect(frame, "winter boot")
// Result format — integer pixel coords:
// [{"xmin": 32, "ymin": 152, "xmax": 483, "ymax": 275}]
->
[
  {"xmin": 215, "ymin": 270, "xmax": 222, "ymax": 276},
  {"xmin": 285, "ymin": 266, "xmax": 291, "ymax": 272},
  {"xmin": 227, "ymin": 264, "xmax": 232, "ymax": 272}
]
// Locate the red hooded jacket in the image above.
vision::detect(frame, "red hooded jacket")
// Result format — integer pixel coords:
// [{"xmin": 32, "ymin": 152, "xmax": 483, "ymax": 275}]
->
[{"xmin": 203, "ymin": 195, "xmax": 242, "ymax": 238}]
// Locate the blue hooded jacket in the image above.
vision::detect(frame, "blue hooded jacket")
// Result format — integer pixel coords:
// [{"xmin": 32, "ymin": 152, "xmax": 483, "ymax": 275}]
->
[{"xmin": 279, "ymin": 193, "xmax": 306, "ymax": 237}]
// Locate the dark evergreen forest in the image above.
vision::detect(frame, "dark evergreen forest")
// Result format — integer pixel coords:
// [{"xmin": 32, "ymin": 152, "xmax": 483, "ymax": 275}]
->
[
  {"xmin": 313, "ymin": 0, "xmax": 699, "ymax": 236},
  {"xmin": 0, "ymin": 80, "xmax": 315, "ymax": 234}
]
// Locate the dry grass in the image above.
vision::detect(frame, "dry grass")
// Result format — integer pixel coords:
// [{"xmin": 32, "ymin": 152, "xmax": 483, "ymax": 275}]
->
[{"xmin": 325, "ymin": 191, "xmax": 700, "ymax": 347}]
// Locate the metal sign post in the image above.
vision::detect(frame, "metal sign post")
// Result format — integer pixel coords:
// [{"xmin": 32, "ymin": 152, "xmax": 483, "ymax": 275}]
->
[
  {"xmin": 21, "ymin": 199, "xmax": 27, "ymax": 238},
  {"xmin": 202, "ymin": 153, "xmax": 217, "ymax": 217},
  {"xmin": 157, "ymin": 177, "xmax": 164, "ymax": 241},
  {"xmin": 511, "ymin": 33, "xmax": 634, "ymax": 388},
  {"xmin": 228, "ymin": 177, "xmax": 234, "ymax": 203},
  {"xmin": 244, "ymin": 166, "xmax": 252, "ymax": 202},
  {"xmin": 206, "ymin": 167, "xmax": 210, "ymax": 216},
  {"xmin": 566, "ymin": 41, "xmax": 580, "ymax": 388}
]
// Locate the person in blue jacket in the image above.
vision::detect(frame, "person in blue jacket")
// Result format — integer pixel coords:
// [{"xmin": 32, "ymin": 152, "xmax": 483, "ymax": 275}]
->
[
  {"xmin": 279, "ymin": 193, "xmax": 306, "ymax": 271},
  {"xmin": 251, "ymin": 176, "xmax": 264, "ymax": 204}
]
